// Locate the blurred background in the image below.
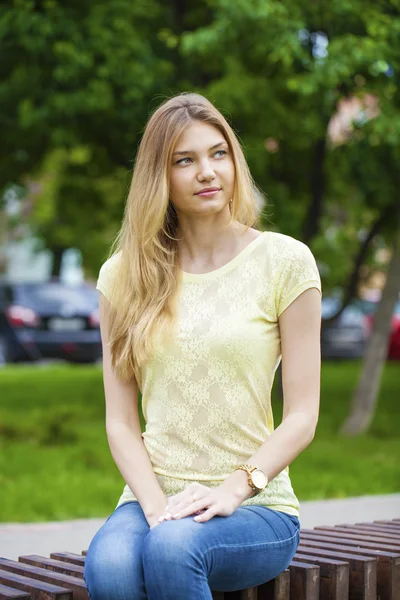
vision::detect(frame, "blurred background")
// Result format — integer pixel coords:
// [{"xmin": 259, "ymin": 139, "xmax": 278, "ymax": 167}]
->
[{"xmin": 0, "ymin": 0, "xmax": 399, "ymax": 523}]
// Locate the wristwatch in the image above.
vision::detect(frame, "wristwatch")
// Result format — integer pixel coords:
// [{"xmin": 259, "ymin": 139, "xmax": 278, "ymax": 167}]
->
[{"xmin": 235, "ymin": 464, "xmax": 268, "ymax": 495}]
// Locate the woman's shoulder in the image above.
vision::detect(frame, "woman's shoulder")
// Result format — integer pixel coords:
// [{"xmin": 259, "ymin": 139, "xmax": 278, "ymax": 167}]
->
[
  {"xmin": 96, "ymin": 252, "xmax": 122, "ymax": 298},
  {"xmin": 264, "ymin": 231, "xmax": 320, "ymax": 282},
  {"xmin": 266, "ymin": 230, "xmax": 310, "ymax": 252},
  {"xmin": 99, "ymin": 251, "xmax": 122, "ymax": 274}
]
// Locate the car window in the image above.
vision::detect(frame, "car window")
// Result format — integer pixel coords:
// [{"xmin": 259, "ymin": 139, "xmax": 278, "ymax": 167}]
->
[
  {"xmin": 15, "ymin": 283, "xmax": 98, "ymax": 309},
  {"xmin": 322, "ymin": 297, "xmax": 364, "ymax": 326},
  {"xmin": 321, "ymin": 298, "xmax": 341, "ymax": 319}
]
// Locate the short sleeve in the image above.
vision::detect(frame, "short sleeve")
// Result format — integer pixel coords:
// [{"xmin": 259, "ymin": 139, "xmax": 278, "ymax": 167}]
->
[
  {"xmin": 274, "ymin": 236, "xmax": 321, "ymax": 317},
  {"xmin": 96, "ymin": 253, "xmax": 121, "ymax": 303}
]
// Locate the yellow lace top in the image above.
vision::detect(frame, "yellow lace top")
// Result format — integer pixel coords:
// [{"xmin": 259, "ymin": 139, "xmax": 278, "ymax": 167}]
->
[{"xmin": 97, "ymin": 231, "xmax": 322, "ymax": 517}]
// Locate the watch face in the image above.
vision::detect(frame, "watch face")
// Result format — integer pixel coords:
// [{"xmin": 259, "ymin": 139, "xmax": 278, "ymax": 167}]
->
[{"xmin": 252, "ymin": 469, "xmax": 267, "ymax": 489}]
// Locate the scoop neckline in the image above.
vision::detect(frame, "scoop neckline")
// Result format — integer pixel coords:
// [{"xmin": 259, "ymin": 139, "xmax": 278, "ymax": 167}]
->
[{"xmin": 178, "ymin": 231, "xmax": 268, "ymax": 281}]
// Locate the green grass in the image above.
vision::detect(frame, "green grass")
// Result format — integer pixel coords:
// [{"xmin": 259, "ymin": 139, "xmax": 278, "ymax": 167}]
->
[{"xmin": 0, "ymin": 361, "xmax": 399, "ymax": 522}]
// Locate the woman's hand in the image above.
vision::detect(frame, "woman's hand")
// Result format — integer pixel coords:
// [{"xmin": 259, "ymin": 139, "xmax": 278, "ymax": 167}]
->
[
  {"xmin": 145, "ymin": 494, "xmax": 170, "ymax": 529},
  {"xmin": 157, "ymin": 482, "xmax": 242, "ymax": 524},
  {"xmin": 148, "ymin": 514, "xmax": 166, "ymax": 529}
]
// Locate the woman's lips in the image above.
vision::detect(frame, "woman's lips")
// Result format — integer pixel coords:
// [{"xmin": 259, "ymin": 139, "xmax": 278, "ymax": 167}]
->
[{"xmin": 196, "ymin": 189, "xmax": 221, "ymax": 197}]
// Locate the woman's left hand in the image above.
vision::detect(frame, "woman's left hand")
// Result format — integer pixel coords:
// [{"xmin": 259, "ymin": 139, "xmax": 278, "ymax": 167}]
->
[{"xmin": 158, "ymin": 482, "xmax": 241, "ymax": 524}]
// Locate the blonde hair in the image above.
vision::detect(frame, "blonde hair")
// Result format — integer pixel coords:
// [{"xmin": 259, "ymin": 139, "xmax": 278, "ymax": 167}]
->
[{"xmin": 105, "ymin": 92, "xmax": 262, "ymax": 385}]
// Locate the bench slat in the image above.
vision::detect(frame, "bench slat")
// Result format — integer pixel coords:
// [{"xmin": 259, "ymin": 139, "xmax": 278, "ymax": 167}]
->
[
  {"xmin": 301, "ymin": 530, "xmax": 400, "ymax": 551},
  {"xmin": 340, "ymin": 524, "xmax": 400, "ymax": 535},
  {"xmin": 18, "ymin": 557, "xmax": 84, "ymax": 580},
  {"xmin": 297, "ymin": 546, "xmax": 376, "ymax": 600},
  {"xmin": 316, "ymin": 526, "xmax": 400, "ymax": 541},
  {"xmin": 302, "ymin": 528, "xmax": 400, "ymax": 549},
  {"xmin": 0, "ymin": 583, "xmax": 30, "ymax": 600},
  {"xmin": 256, "ymin": 569, "xmax": 290, "ymax": 599},
  {"xmin": 0, "ymin": 560, "xmax": 87, "ymax": 600},
  {"xmin": 288, "ymin": 562, "xmax": 319, "ymax": 600},
  {"xmin": 373, "ymin": 521, "xmax": 400, "ymax": 528},
  {"xmin": 49, "ymin": 554, "xmax": 84, "ymax": 567},
  {"xmin": 0, "ymin": 568, "xmax": 72, "ymax": 600},
  {"xmin": 299, "ymin": 537, "xmax": 399, "ymax": 600},
  {"xmin": 294, "ymin": 553, "xmax": 349, "ymax": 600}
]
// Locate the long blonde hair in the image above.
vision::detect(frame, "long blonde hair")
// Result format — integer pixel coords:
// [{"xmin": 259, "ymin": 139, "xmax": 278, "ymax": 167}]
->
[{"xmin": 105, "ymin": 92, "xmax": 261, "ymax": 385}]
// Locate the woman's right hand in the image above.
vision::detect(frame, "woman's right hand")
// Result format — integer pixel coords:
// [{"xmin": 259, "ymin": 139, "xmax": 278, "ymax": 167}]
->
[
  {"xmin": 146, "ymin": 496, "xmax": 170, "ymax": 529},
  {"xmin": 148, "ymin": 515, "xmax": 164, "ymax": 529}
]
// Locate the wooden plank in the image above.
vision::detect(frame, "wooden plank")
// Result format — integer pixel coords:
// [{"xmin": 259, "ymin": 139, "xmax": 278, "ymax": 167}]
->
[
  {"xmin": 0, "ymin": 583, "xmax": 30, "ymax": 599},
  {"xmin": 19, "ymin": 557, "xmax": 84, "ymax": 580},
  {"xmin": 257, "ymin": 569, "xmax": 290, "ymax": 599},
  {"xmin": 316, "ymin": 526, "xmax": 400, "ymax": 542},
  {"xmin": 0, "ymin": 568, "xmax": 72, "ymax": 600},
  {"xmin": 49, "ymin": 554, "xmax": 85, "ymax": 567},
  {"xmin": 299, "ymin": 536, "xmax": 399, "ymax": 600},
  {"xmin": 301, "ymin": 533, "xmax": 400, "ymax": 553},
  {"xmin": 0, "ymin": 560, "xmax": 87, "ymax": 600},
  {"xmin": 373, "ymin": 521, "xmax": 400, "ymax": 528},
  {"xmin": 347, "ymin": 524, "xmax": 400, "ymax": 534},
  {"xmin": 295, "ymin": 553, "xmax": 349, "ymax": 600},
  {"xmin": 288, "ymin": 561, "xmax": 319, "ymax": 600},
  {"xmin": 297, "ymin": 546, "xmax": 376, "ymax": 600},
  {"xmin": 302, "ymin": 528, "xmax": 400, "ymax": 549}
]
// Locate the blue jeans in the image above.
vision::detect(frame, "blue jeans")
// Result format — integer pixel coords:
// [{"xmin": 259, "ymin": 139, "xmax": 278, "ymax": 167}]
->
[{"xmin": 84, "ymin": 500, "xmax": 300, "ymax": 600}]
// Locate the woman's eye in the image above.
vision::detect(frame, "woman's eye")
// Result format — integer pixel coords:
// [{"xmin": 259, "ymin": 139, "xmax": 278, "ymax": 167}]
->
[{"xmin": 175, "ymin": 150, "xmax": 227, "ymax": 165}]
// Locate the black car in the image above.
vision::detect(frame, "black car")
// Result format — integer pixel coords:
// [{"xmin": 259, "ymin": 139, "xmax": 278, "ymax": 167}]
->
[{"xmin": 0, "ymin": 280, "xmax": 102, "ymax": 365}]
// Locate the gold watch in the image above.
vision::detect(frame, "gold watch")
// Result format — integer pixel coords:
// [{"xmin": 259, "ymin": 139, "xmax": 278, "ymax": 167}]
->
[{"xmin": 235, "ymin": 464, "xmax": 268, "ymax": 495}]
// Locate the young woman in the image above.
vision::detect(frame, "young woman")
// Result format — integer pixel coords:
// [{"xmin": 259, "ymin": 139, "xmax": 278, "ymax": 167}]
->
[{"xmin": 84, "ymin": 92, "xmax": 322, "ymax": 599}]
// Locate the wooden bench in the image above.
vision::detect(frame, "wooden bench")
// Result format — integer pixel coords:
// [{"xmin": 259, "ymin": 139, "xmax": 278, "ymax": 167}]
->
[{"xmin": 0, "ymin": 518, "xmax": 399, "ymax": 599}]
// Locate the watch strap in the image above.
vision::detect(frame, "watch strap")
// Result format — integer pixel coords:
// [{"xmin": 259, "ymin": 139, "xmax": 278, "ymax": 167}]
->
[{"xmin": 235, "ymin": 464, "xmax": 259, "ymax": 492}]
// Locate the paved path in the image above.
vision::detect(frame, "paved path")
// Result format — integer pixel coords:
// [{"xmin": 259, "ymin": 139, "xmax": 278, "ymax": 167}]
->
[{"xmin": 0, "ymin": 494, "xmax": 399, "ymax": 561}]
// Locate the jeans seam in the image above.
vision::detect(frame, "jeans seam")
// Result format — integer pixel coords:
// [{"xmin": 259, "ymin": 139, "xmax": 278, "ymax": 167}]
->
[{"xmin": 202, "ymin": 526, "xmax": 300, "ymax": 555}]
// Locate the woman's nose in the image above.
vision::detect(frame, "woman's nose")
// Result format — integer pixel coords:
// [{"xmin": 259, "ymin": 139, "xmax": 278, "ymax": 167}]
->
[{"xmin": 197, "ymin": 159, "xmax": 215, "ymax": 181}]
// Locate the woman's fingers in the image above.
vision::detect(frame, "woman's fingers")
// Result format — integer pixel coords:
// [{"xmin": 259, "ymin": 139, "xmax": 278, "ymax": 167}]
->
[
  {"xmin": 171, "ymin": 496, "xmax": 212, "ymax": 520},
  {"xmin": 160, "ymin": 485, "xmax": 211, "ymax": 521},
  {"xmin": 194, "ymin": 504, "xmax": 218, "ymax": 523}
]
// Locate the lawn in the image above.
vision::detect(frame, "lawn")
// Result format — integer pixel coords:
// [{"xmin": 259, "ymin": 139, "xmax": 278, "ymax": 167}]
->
[{"xmin": 0, "ymin": 360, "xmax": 399, "ymax": 522}]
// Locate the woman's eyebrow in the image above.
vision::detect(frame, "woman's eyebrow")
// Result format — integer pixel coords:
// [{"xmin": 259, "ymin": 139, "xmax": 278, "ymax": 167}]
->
[{"xmin": 172, "ymin": 141, "xmax": 228, "ymax": 157}]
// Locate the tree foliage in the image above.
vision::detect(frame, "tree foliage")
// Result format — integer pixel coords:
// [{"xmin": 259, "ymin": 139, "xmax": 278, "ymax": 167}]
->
[{"xmin": 1, "ymin": 0, "xmax": 400, "ymax": 288}]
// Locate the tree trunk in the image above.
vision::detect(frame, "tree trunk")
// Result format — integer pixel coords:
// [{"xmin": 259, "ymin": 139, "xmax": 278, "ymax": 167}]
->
[
  {"xmin": 0, "ymin": 207, "xmax": 7, "ymax": 275},
  {"xmin": 324, "ymin": 203, "xmax": 392, "ymax": 324},
  {"xmin": 303, "ymin": 138, "xmax": 326, "ymax": 244},
  {"xmin": 340, "ymin": 220, "xmax": 400, "ymax": 436}
]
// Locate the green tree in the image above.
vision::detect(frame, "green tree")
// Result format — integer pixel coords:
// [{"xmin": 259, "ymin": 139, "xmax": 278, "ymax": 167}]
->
[
  {"xmin": 0, "ymin": 0, "xmax": 176, "ymax": 267},
  {"xmin": 2, "ymin": 1, "xmax": 400, "ymax": 431}
]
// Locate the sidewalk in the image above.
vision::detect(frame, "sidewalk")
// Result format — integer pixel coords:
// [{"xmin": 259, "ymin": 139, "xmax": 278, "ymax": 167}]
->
[{"xmin": 1, "ymin": 494, "xmax": 399, "ymax": 561}]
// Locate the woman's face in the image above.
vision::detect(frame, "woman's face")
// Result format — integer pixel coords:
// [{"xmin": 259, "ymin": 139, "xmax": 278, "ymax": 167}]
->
[{"xmin": 169, "ymin": 121, "xmax": 235, "ymax": 219}]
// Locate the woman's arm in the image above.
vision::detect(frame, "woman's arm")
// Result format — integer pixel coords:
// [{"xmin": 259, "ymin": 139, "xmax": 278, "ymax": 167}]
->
[
  {"xmin": 99, "ymin": 292, "xmax": 167, "ymax": 522},
  {"xmin": 220, "ymin": 287, "xmax": 321, "ymax": 501}
]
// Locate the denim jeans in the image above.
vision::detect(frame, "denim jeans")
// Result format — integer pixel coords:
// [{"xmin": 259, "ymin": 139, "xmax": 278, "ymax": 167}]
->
[{"xmin": 84, "ymin": 500, "xmax": 300, "ymax": 600}]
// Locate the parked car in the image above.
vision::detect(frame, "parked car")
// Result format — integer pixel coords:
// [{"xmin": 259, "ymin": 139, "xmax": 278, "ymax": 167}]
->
[
  {"xmin": 356, "ymin": 298, "xmax": 400, "ymax": 361},
  {"xmin": 321, "ymin": 297, "xmax": 368, "ymax": 360},
  {"xmin": 0, "ymin": 280, "xmax": 102, "ymax": 365}
]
